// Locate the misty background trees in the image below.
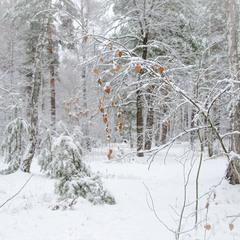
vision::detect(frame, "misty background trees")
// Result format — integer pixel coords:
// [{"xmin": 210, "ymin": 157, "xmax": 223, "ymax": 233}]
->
[{"xmin": 0, "ymin": 0, "xmax": 239, "ymax": 185}]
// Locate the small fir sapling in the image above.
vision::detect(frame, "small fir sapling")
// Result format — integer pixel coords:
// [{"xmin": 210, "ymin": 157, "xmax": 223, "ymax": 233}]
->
[
  {"xmin": 1, "ymin": 117, "xmax": 30, "ymax": 174},
  {"xmin": 38, "ymin": 122, "xmax": 115, "ymax": 204}
]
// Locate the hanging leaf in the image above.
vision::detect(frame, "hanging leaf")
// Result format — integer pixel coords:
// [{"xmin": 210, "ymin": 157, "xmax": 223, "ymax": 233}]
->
[
  {"xmin": 111, "ymin": 102, "xmax": 115, "ymax": 107},
  {"xmin": 105, "ymin": 87, "xmax": 111, "ymax": 94},
  {"xmin": 117, "ymin": 113, "xmax": 122, "ymax": 118},
  {"xmin": 153, "ymin": 64, "xmax": 157, "ymax": 71},
  {"xmin": 100, "ymin": 108, "xmax": 104, "ymax": 113},
  {"xmin": 106, "ymin": 127, "xmax": 109, "ymax": 133},
  {"xmin": 117, "ymin": 95, "xmax": 121, "ymax": 101},
  {"xmin": 84, "ymin": 36, "xmax": 88, "ymax": 41},
  {"xmin": 109, "ymin": 42, "xmax": 113, "ymax": 50},
  {"xmin": 103, "ymin": 118, "xmax": 107, "ymax": 124},
  {"xmin": 98, "ymin": 99, "xmax": 102, "ymax": 104},
  {"xmin": 116, "ymin": 65, "xmax": 121, "ymax": 72},
  {"xmin": 177, "ymin": 119, "xmax": 180, "ymax": 124},
  {"xmin": 229, "ymin": 223, "xmax": 234, "ymax": 231},
  {"xmin": 205, "ymin": 203, "xmax": 209, "ymax": 209},
  {"xmin": 213, "ymin": 193, "xmax": 216, "ymax": 199},
  {"xmin": 122, "ymin": 130, "xmax": 125, "ymax": 135},
  {"xmin": 93, "ymin": 68, "xmax": 99, "ymax": 74},
  {"xmin": 106, "ymin": 135, "xmax": 111, "ymax": 141},
  {"xmin": 163, "ymin": 121, "xmax": 170, "ymax": 127},
  {"xmin": 98, "ymin": 79, "xmax": 102, "ymax": 85},
  {"xmin": 100, "ymin": 58, "xmax": 104, "ymax": 63},
  {"xmin": 107, "ymin": 149, "xmax": 113, "ymax": 160},
  {"xmin": 105, "ymin": 84, "xmax": 111, "ymax": 94},
  {"xmin": 204, "ymin": 225, "xmax": 211, "ymax": 230},
  {"xmin": 98, "ymin": 104, "xmax": 101, "ymax": 109},
  {"xmin": 135, "ymin": 66, "xmax": 142, "ymax": 73},
  {"xmin": 118, "ymin": 51, "xmax": 123, "ymax": 57},
  {"xmin": 118, "ymin": 123, "xmax": 123, "ymax": 131},
  {"xmin": 158, "ymin": 67, "xmax": 164, "ymax": 73}
]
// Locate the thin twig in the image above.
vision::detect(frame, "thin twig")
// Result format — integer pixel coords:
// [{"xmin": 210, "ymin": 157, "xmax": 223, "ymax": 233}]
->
[{"xmin": 0, "ymin": 174, "xmax": 33, "ymax": 209}]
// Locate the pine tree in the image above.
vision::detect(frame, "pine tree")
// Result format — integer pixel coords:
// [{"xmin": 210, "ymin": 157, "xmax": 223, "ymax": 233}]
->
[
  {"xmin": 39, "ymin": 122, "xmax": 115, "ymax": 204},
  {"xmin": 1, "ymin": 104, "xmax": 30, "ymax": 174}
]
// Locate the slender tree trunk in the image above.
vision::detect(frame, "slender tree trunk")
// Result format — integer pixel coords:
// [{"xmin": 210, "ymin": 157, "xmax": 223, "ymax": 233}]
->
[
  {"xmin": 136, "ymin": 84, "xmax": 144, "ymax": 157},
  {"xmin": 155, "ymin": 121, "xmax": 161, "ymax": 147},
  {"xmin": 161, "ymin": 104, "xmax": 168, "ymax": 145},
  {"xmin": 47, "ymin": 19, "xmax": 56, "ymax": 128},
  {"xmin": 80, "ymin": 1, "xmax": 91, "ymax": 151},
  {"xmin": 161, "ymin": 87, "xmax": 169, "ymax": 145},
  {"xmin": 190, "ymin": 107, "xmax": 196, "ymax": 145},
  {"xmin": 145, "ymin": 85, "xmax": 154, "ymax": 150},
  {"xmin": 136, "ymin": 32, "xmax": 148, "ymax": 157},
  {"xmin": 226, "ymin": 0, "xmax": 240, "ymax": 184},
  {"xmin": 21, "ymin": 21, "xmax": 46, "ymax": 173}
]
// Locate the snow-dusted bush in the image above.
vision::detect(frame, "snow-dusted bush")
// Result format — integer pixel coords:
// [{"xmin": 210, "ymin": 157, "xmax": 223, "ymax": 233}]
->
[
  {"xmin": 38, "ymin": 122, "xmax": 115, "ymax": 205},
  {"xmin": 1, "ymin": 117, "xmax": 30, "ymax": 174}
]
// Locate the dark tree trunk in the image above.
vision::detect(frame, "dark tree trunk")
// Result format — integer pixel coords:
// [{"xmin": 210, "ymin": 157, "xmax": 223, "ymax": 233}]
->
[
  {"xmin": 136, "ymin": 87, "xmax": 144, "ymax": 157},
  {"xmin": 136, "ymin": 33, "xmax": 148, "ymax": 157},
  {"xmin": 161, "ymin": 104, "xmax": 168, "ymax": 145},
  {"xmin": 47, "ymin": 19, "xmax": 56, "ymax": 128}
]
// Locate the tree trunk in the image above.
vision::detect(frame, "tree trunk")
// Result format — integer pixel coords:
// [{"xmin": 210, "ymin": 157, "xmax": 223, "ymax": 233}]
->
[
  {"xmin": 145, "ymin": 85, "xmax": 154, "ymax": 150},
  {"xmin": 136, "ymin": 31, "xmax": 148, "ymax": 157},
  {"xmin": 47, "ymin": 19, "xmax": 56, "ymax": 128},
  {"xmin": 136, "ymin": 85, "xmax": 144, "ymax": 157},
  {"xmin": 190, "ymin": 107, "xmax": 196, "ymax": 146},
  {"xmin": 21, "ymin": 20, "xmax": 46, "ymax": 173},
  {"xmin": 161, "ymin": 104, "xmax": 168, "ymax": 145},
  {"xmin": 226, "ymin": 0, "xmax": 240, "ymax": 184}
]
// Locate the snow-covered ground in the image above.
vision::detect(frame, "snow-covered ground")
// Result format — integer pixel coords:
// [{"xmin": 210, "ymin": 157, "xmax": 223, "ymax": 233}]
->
[{"xmin": 0, "ymin": 142, "xmax": 239, "ymax": 240}]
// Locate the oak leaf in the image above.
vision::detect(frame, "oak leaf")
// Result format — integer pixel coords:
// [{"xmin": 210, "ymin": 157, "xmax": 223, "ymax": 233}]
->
[
  {"xmin": 135, "ymin": 66, "xmax": 142, "ymax": 73},
  {"xmin": 158, "ymin": 67, "xmax": 164, "ymax": 73},
  {"xmin": 116, "ymin": 65, "xmax": 121, "ymax": 72},
  {"xmin": 204, "ymin": 225, "xmax": 211, "ymax": 230},
  {"xmin": 163, "ymin": 121, "xmax": 170, "ymax": 127},
  {"xmin": 229, "ymin": 223, "xmax": 234, "ymax": 231},
  {"xmin": 98, "ymin": 79, "xmax": 102, "ymax": 85}
]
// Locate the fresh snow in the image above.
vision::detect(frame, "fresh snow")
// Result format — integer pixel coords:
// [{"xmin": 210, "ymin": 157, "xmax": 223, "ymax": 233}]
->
[{"xmin": 0, "ymin": 142, "xmax": 239, "ymax": 240}]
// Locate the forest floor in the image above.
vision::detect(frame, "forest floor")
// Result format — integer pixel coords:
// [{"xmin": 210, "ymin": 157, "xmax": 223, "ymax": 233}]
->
[{"xmin": 0, "ymin": 141, "xmax": 239, "ymax": 240}]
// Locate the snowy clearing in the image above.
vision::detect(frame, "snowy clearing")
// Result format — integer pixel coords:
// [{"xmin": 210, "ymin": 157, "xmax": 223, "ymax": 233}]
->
[{"xmin": 0, "ymin": 142, "xmax": 239, "ymax": 240}]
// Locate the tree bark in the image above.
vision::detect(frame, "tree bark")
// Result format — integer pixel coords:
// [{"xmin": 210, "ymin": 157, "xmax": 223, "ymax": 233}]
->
[
  {"xmin": 226, "ymin": 0, "xmax": 240, "ymax": 184},
  {"xmin": 145, "ymin": 84, "xmax": 154, "ymax": 150},
  {"xmin": 47, "ymin": 19, "xmax": 56, "ymax": 128},
  {"xmin": 136, "ymin": 84, "xmax": 144, "ymax": 157},
  {"xmin": 80, "ymin": 0, "xmax": 91, "ymax": 151},
  {"xmin": 21, "ymin": 20, "xmax": 46, "ymax": 173}
]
